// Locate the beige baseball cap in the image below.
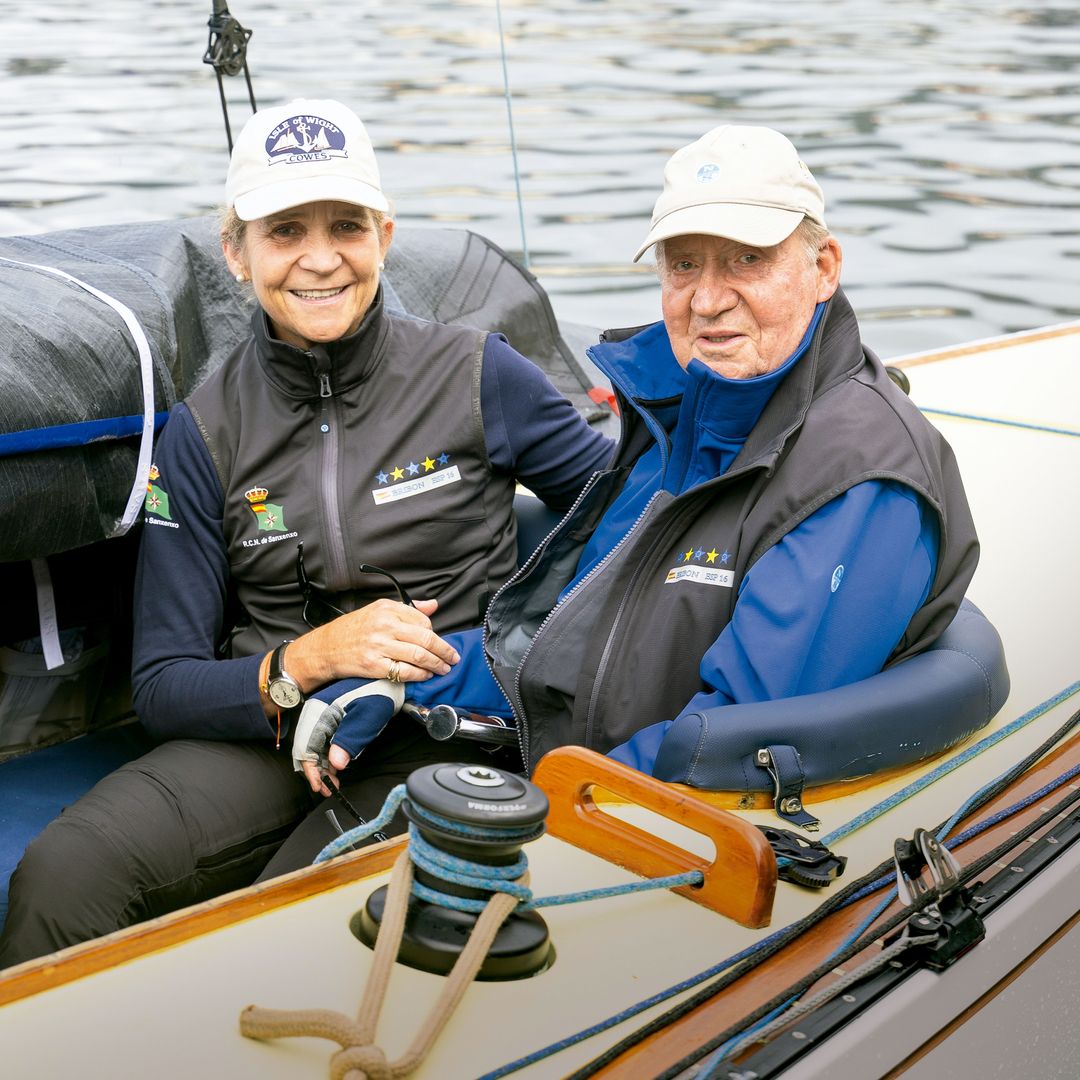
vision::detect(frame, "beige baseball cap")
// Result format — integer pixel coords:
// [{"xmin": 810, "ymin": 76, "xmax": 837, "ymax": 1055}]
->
[
  {"xmin": 634, "ymin": 125, "xmax": 826, "ymax": 262},
  {"xmin": 225, "ymin": 98, "xmax": 389, "ymax": 221}
]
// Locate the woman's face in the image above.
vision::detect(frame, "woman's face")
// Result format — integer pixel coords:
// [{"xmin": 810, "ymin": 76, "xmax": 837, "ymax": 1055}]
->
[{"xmin": 224, "ymin": 201, "xmax": 393, "ymax": 351}]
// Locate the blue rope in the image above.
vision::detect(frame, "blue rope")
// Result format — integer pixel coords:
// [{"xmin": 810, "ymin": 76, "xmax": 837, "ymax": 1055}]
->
[
  {"xmin": 475, "ymin": 929, "xmax": 793, "ymax": 1080},
  {"xmin": 314, "ymin": 783, "xmax": 408, "ymax": 862},
  {"xmin": 919, "ymin": 406, "xmax": 1080, "ymax": 439},
  {"xmin": 695, "ymin": 999, "xmax": 800, "ymax": 1080},
  {"xmin": 936, "ymin": 722, "xmax": 1080, "ymax": 841},
  {"xmin": 698, "ymin": 750, "xmax": 1080, "ymax": 1076},
  {"xmin": 489, "ymin": 684, "xmax": 1080, "ymax": 1077},
  {"xmin": 318, "ymin": 682, "xmax": 1080, "ymax": 1077},
  {"xmin": 810, "ymin": 679, "xmax": 1080, "ymax": 854},
  {"xmin": 801, "ymin": 754, "xmax": 1080, "ymax": 990},
  {"xmin": 314, "ymin": 783, "xmax": 703, "ymax": 913},
  {"xmin": 945, "ymin": 758, "xmax": 1080, "ymax": 847}
]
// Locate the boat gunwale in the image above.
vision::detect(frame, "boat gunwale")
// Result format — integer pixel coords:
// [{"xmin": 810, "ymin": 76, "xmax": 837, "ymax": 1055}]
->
[
  {"xmin": 0, "ymin": 836, "xmax": 403, "ymax": 1008},
  {"xmin": 891, "ymin": 319, "xmax": 1080, "ymax": 368},
  {"xmin": 589, "ymin": 722, "xmax": 1080, "ymax": 1077}
]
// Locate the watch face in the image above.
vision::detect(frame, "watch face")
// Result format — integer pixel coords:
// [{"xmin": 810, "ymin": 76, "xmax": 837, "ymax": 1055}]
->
[{"xmin": 269, "ymin": 678, "xmax": 303, "ymax": 709}]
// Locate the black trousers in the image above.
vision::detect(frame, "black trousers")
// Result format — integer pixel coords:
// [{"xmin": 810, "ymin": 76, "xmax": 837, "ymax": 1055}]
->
[{"xmin": 0, "ymin": 721, "xmax": 514, "ymax": 969}]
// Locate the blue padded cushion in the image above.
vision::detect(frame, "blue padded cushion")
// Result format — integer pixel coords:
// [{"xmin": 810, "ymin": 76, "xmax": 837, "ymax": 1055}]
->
[
  {"xmin": 653, "ymin": 599, "xmax": 1010, "ymax": 791},
  {"xmin": 0, "ymin": 724, "xmax": 154, "ymax": 932},
  {"xmin": 514, "ymin": 493, "xmax": 562, "ymax": 566}
]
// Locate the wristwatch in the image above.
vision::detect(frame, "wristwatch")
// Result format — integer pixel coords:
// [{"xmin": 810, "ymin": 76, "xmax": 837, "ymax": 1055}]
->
[{"xmin": 265, "ymin": 640, "xmax": 303, "ymax": 710}]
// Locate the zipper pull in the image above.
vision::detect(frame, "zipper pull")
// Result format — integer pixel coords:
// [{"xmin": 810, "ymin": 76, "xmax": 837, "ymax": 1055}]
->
[{"xmin": 319, "ymin": 372, "xmax": 332, "ymax": 398}]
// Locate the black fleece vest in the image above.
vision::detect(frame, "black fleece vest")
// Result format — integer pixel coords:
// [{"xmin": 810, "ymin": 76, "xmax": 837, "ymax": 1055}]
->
[
  {"xmin": 187, "ymin": 304, "xmax": 516, "ymax": 656},
  {"xmin": 485, "ymin": 290, "xmax": 979, "ymax": 769}
]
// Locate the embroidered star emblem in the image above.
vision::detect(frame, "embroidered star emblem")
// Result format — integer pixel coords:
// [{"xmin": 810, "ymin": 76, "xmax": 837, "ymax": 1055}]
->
[
  {"xmin": 422, "ymin": 456, "xmax": 436, "ymax": 472},
  {"xmin": 391, "ymin": 466, "xmax": 405, "ymax": 481},
  {"xmin": 683, "ymin": 549, "xmax": 694, "ymax": 562},
  {"xmin": 407, "ymin": 461, "xmax": 419, "ymax": 475},
  {"xmin": 376, "ymin": 471, "xmax": 390, "ymax": 485},
  {"xmin": 437, "ymin": 452, "xmax": 450, "ymax": 465},
  {"xmin": 706, "ymin": 548, "xmax": 718, "ymax": 563},
  {"xmin": 720, "ymin": 551, "xmax": 731, "ymax": 565},
  {"xmin": 265, "ymin": 511, "xmax": 278, "ymax": 528},
  {"xmin": 694, "ymin": 548, "xmax": 705, "ymax": 561},
  {"xmin": 148, "ymin": 494, "xmax": 161, "ymax": 510}
]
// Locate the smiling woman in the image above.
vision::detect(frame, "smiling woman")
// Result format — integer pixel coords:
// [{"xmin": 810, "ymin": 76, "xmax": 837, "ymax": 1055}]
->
[
  {"xmin": 224, "ymin": 202, "xmax": 392, "ymax": 351},
  {"xmin": 0, "ymin": 98, "xmax": 613, "ymax": 969}
]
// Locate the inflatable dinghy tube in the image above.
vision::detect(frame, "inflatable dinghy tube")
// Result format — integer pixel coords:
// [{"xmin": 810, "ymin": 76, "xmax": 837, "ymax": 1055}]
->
[{"xmin": 651, "ymin": 600, "xmax": 1009, "ymax": 821}]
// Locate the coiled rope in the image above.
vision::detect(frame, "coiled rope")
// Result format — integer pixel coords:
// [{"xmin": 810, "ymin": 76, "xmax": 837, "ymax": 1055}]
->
[{"xmin": 241, "ymin": 782, "xmax": 702, "ymax": 1078}]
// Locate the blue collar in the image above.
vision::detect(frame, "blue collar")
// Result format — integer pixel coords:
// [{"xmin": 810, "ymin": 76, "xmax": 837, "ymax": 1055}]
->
[{"xmin": 588, "ymin": 302, "xmax": 826, "ymax": 435}]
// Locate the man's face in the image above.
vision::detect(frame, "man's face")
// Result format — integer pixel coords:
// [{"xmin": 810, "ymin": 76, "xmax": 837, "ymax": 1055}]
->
[{"xmin": 659, "ymin": 230, "xmax": 841, "ymax": 379}]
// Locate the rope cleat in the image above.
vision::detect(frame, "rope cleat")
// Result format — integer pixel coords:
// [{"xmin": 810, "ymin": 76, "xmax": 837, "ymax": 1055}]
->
[
  {"xmin": 757, "ymin": 826, "xmax": 847, "ymax": 888},
  {"xmin": 887, "ymin": 827, "xmax": 985, "ymax": 970}
]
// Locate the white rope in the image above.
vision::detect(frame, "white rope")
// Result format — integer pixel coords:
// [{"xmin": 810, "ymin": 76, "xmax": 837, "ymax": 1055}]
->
[
  {"xmin": 0, "ymin": 257, "xmax": 157, "ymax": 538},
  {"xmin": 30, "ymin": 556, "xmax": 64, "ymax": 670}
]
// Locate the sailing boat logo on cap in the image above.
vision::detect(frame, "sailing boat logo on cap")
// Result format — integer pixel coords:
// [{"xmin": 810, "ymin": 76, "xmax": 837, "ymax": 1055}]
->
[{"xmin": 265, "ymin": 114, "xmax": 348, "ymax": 166}]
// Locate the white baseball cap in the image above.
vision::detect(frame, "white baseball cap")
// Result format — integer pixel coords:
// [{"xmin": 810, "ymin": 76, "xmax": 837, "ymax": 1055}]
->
[
  {"xmin": 226, "ymin": 98, "xmax": 389, "ymax": 221},
  {"xmin": 634, "ymin": 125, "xmax": 826, "ymax": 262}
]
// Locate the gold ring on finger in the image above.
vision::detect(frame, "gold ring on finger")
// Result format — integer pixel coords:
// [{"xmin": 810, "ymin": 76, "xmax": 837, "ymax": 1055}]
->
[{"xmin": 387, "ymin": 660, "xmax": 401, "ymax": 683}]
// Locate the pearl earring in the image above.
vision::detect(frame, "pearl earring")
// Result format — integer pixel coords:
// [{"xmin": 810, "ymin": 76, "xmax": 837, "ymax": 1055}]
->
[
  {"xmin": 378, "ymin": 262, "xmax": 385, "ymax": 271},
  {"xmin": 235, "ymin": 273, "xmax": 246, "ymax": 283}
]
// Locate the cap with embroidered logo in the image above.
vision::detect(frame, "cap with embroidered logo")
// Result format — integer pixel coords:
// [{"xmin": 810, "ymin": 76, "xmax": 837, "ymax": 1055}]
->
[
  {"xmin": 226, "ymin": 98, "xmax": 389, "ymax": 221},
  {"xmin": 634, "ymin": 125, "xmax": 826, "ymax": 262}
]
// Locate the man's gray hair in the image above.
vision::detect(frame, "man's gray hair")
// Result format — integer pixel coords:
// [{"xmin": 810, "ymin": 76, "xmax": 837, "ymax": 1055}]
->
[{"xmin": 653, "ymin": 217, "xmax": 832, "ymax": 278}]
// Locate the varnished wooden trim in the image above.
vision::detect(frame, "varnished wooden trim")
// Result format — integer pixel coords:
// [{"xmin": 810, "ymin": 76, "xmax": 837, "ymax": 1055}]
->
[
  {"xmin": 892, "ymin": 320, "xmax": 1080, "ymax": 368},
  {"xmin": 592, "ymin": 729, "xmax": 1080, "ymax": 1077},
  {"xmin": 534, "ymin": 746, "xmax": 777, "ymax": 927},
  {"xmin": 884, "ymin": 907, "xmax": 1080, "ymax": 1077},
  {"xmin": 0, "ymin": 835, "xmax": 405, "ymax": 1007},
  {"xmin": 591, "ymin": 741, "xmax": 970, "ymax": 811}
]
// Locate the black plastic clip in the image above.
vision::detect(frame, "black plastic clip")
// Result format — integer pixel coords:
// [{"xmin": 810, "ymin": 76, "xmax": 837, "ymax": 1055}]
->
[
  {"xmin": 757, "ymin": 826, "xmax": 847, "ymax": 888},
  {"xmin": 887, "ymin": 827, "xmax": 985, "ymax": 970}
]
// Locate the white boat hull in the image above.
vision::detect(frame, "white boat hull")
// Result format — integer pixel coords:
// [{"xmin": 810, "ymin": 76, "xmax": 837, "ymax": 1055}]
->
[{"xmin": 2, "ymin": 322, "xmax": 1079, "ymax": 1079}]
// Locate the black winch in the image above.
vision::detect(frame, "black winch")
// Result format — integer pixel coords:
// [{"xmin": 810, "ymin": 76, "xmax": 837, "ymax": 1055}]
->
[{"xmin": 350, "ymin": 762, "xmax": 554, "ymax": 980}]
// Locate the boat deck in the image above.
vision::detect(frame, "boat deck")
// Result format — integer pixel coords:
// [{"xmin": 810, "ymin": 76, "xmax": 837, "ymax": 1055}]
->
[{"xmin": 2, "ymin": 323, "xmax": 1078, "ymax": 1078}]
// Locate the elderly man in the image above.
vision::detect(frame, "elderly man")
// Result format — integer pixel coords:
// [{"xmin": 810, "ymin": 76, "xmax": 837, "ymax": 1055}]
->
[
  {"xmin": 256, "ymin": 123, "xmax": 977, "ymax": 871},
  {"xmin": 480, "ymin": 123, "xmax": 977, "ymax": 777}
]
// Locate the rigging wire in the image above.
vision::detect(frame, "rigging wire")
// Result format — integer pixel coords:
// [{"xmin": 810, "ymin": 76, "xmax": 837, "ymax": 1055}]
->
[
  {"xmin": 495, "ymin": 0, "xmax": 531, "ymax": 269},
  {"xmin": 203, "ymin": 0, "xmax": 257, "ymax": 154}
]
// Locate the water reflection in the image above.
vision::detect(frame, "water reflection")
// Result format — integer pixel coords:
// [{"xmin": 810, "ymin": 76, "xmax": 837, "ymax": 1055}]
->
[{"xmin": 0, "ymin": 0, "xmax": 1077, "ymax": 354}]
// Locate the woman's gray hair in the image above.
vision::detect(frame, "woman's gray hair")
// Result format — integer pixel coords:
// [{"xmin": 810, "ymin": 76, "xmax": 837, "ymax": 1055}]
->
[
  {"xmin": 652, "ymin": 217, "xmax": 832, "ymax": 278},
  {"xmin": 219, "ymin": 206, "xmax": 247, "ymax": 252},
  {"xmin": 218, "ymin": 204, "xmax": 392, "ymax": 253}
]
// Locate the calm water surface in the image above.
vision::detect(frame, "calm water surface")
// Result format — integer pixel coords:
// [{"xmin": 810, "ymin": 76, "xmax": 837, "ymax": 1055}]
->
[{"xmin": 1, "ymin": 0, "xmax": 1078, "ymax": 356}]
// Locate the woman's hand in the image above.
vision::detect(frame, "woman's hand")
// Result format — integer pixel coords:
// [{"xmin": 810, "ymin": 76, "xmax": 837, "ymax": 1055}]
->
[{"xmin": 285, "ymin": 597, "xmax": 460, "ymax": 694}]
